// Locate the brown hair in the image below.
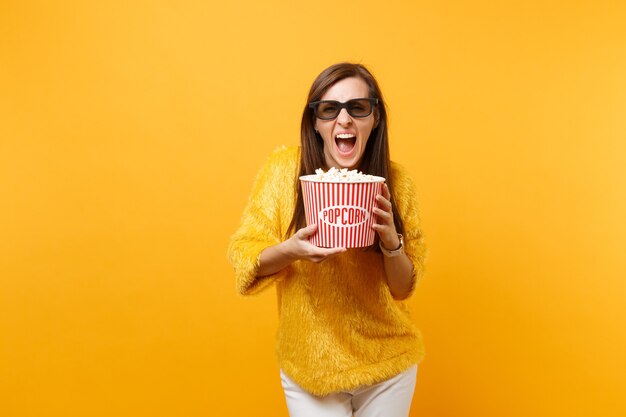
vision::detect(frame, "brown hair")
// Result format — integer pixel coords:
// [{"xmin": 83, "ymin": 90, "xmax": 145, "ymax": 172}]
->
[{"xmin": 286, "ymin": 62, "xmax": 405, "ymax": 243}]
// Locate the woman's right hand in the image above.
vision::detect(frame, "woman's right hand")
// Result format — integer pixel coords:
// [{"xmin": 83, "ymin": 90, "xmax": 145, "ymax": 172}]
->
[
  {"xmin": 257, "ymin": 224, "xmax": 346, "ymax": 277},
  {"xmin": 285, "ymin": 223, "xmax": 347, "ymax": 263}
]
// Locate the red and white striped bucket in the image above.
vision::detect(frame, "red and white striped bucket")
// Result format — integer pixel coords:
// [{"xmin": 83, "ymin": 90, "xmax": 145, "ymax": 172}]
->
[{"xmin": 299, "ymin": 175, "xmax": 385, "ymax": 248}]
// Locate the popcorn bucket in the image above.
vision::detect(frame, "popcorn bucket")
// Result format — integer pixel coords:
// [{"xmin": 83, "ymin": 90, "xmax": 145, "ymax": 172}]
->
[{"xmin": 299, "ymin": 175, "xmax": 385, "ymax": 248}]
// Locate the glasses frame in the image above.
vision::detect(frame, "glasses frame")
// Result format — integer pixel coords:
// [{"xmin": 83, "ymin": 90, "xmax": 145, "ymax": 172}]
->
[{"xmin": 308, "ymin": 98, "xmax": 378, "ymax": 120}]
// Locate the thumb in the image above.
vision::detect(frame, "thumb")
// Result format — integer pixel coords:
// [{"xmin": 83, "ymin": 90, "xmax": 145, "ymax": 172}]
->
[{"xmin": 298, "ymin": 223, "xmax": 318, "ymax": 239}]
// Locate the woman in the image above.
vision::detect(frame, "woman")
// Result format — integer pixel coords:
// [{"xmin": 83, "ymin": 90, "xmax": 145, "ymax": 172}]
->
[{"xmin": 228, "ymin": 63, "xmax": 426, "ymax": 417}]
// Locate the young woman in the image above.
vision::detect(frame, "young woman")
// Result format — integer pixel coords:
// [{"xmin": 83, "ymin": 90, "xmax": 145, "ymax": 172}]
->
[{"xmin": 228, "ymin": 63, "xmax": 427, "ymax": 417}]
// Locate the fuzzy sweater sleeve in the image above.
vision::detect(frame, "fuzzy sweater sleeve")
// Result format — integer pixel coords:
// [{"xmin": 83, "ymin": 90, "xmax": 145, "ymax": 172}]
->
[
  {"xmin": 227, "ymin": 148, "xmax": 292, "ymax": 295},
  {"xmin": 391, "ymin": 163, "xmax": 428, "ymax": 296}
]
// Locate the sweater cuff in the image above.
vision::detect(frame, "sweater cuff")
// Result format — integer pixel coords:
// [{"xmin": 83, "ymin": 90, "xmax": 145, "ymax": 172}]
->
[{"xmin": 235, "ymin": 241, "xmax": 287, "ymax": 295}]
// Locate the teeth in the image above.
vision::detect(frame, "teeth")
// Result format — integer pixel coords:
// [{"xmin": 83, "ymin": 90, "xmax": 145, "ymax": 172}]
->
[{"xmin": 336, "ymin": 133, "xmax": 356, "ymax": 139}]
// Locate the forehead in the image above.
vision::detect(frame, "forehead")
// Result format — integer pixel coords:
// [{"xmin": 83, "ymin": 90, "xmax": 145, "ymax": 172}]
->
[{"xmin": 321, "ymin": 77, "xmax": 369, "ymax": 101}]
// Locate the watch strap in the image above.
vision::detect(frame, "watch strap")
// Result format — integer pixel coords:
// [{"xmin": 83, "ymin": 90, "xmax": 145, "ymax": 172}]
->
[{"xmin": 380, "ymin": 234, "xmax": 404, "ymax": 257}]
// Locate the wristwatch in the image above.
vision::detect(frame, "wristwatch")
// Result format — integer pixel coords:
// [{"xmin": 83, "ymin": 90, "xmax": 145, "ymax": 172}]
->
[{"xmin": 379, "ymin": 234, "xmax": 404, "ymax": 257}]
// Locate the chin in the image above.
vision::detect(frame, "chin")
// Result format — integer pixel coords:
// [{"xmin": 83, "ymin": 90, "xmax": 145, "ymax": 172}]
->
[{"xmin": 337, "ymin": 157, "xmax": 361, "ymax": 170}]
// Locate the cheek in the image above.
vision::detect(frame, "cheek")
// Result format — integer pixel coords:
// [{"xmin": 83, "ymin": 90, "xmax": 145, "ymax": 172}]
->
[
  {"xmin": 359, "ymin": 122, "xmax": 376, "ymax": 142},
  {"xmin": 317, "ymin": 122, "xmax": 333, "ymax": 139}
]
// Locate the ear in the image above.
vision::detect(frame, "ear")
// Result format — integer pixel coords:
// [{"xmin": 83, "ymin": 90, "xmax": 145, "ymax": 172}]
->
[{"xmin": 373, "ymin": 111, "xmax": 380, "ymax": 128}]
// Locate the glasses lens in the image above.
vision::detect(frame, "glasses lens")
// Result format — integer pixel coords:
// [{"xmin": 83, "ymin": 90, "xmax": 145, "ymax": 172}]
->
[
  {"xmin": 347, "ymin": 99, "xmax": 373, "ymax": 117},
  {"xmin": 316, "ymin": 102, "xmax": 340, "ymax": 119},
  {"xmin": 311, "ymin": 99, "xmax": 375, "ymax": 119}
]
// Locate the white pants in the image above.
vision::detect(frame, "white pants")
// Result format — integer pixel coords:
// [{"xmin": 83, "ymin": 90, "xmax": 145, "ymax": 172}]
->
[{"xmin": 280, "ymin": 365, "xmax": 418, "ymax": 417}]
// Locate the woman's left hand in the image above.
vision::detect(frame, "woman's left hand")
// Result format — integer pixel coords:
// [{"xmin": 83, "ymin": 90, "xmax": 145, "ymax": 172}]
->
[{"xmin": 372, "ymin": 183, "xmax": 401, "ymax": 250}]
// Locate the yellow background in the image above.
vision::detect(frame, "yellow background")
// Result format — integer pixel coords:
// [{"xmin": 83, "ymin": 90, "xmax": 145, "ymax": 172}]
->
[{"xmin": 1, "ymin": 1, "xmax": 625, "ymax": 416}]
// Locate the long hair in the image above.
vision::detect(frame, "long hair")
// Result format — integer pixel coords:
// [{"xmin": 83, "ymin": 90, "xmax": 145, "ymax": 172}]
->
[{"xmin": 286, "ymin": 63, "xmax": 405, "ymax": 243}]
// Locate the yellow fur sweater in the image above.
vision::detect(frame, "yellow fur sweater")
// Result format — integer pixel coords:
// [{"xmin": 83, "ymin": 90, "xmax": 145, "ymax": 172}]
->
[{"xmin": 228, "ymin": 146, "xmax": 426, "ymax": 396}]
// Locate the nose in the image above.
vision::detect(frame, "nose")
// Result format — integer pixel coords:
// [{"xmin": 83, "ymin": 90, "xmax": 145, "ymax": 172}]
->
[{"xmin": 336, "ymin": 108, "xmax": 352, "ymax": 125}]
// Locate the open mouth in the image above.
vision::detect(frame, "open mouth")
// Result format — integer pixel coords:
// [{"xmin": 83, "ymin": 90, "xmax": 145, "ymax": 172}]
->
[{"xmin": 335, "ymin": 133, "xmax": 357, "ymax": 154}]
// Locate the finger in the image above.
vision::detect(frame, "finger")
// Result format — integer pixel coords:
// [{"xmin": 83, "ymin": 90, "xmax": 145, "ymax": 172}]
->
[
  {"xmin": 320, "ymin": 247, "xmax": 347, "ymax": 261},
  {"xmin": 371, "ymin": 223, "xmax": 392, "ymax": 236},
  {"xmin": 371, "ymin": 222, "xmax": 397, "ymax": 244},
  {"xmin": 371, "ymin": 222, "xmax": 391, "ymax": 233},
  {"xmin": 373, "ymin": 207, "xmax": 393, "ymax": 222},
  {"xmin": 298, "ymin": 223, "xmax": 317, "ymax": 238},
  {"xmin": 383, "ymin": 183, "xmax": 391, "ymax": 200},
  {"xmin": 310, "ymin": 245, "xmax": 345, "ymax": 255},
  {"xmin": 309, "ymin": 246, "xmax": 346, "ymax": 262},
  {"xmin": 375, "ymin": 194, "xmax": 392, "ymax": 211},
  {"xmin": 322, "ymin": 247, "xmax": 347, "ymax": 256}
]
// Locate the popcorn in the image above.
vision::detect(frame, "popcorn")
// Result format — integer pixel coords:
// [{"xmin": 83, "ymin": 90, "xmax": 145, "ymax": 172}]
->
[{"xmin": 313, "ymin": 167, "xmax": 376, "ymax": 182}]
